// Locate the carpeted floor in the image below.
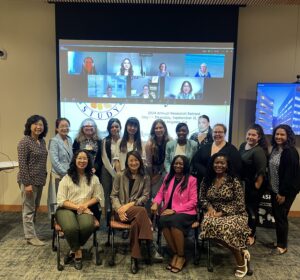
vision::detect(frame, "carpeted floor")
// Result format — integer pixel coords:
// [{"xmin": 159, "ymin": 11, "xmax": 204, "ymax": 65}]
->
[{"xmin": 0, "ymin": 211, "xmax": 299, "ymax": 280}]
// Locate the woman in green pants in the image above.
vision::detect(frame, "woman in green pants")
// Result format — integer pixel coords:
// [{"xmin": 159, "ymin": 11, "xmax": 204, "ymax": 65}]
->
[{"xmin": 56, "ymin": 149, "xmax": 104, "ymax": 270}]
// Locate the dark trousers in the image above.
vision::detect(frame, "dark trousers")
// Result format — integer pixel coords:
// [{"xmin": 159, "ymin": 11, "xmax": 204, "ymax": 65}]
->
[
  {"xmin": 115, "ymin": 206, "xmax": 153, "ymax": 259},
  {"xmin": 271, "ymin": 191, "xmax": 296, "ymax": 249},
  {"xmin": 245, "ymin": 186, "xmax": 263, "ymax": 237}
]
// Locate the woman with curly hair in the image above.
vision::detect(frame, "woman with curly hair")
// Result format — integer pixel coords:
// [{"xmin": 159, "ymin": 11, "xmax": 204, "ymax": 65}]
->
[
  {"xmin": 56, "ymin": 150, "xmax": 104, "ymax": 270},
  {"xmin": 200, "ymin": 153, "xmax": 251, "ymax": 278},
  {"xmin": 239, "ymin": 124, "xmax": 268, "ymax": 246},
  {"xmin": 145, "ymin": 119, "xmax": 171, "ymax": 198},
  {"xmin": 17, "ymin": 115, "xmax": 48, "ymax": 246},
  {"xmin": 268, "ymin": 124, "xmax": 300, "ymax": 255}
]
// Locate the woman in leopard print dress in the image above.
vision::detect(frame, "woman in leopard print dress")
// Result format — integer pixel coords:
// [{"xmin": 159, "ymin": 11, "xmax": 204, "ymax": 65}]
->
[{"xmin": 200, "ymin": 152, "xmax": 251, "ymax": 278}]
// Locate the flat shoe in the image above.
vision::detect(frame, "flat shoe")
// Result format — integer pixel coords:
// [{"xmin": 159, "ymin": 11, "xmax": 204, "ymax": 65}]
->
[
  {"xmin": 270, "ymin": 247, "xmax": 287, "ymax": 255},
  {"xmin": 74, "ymin": 258, "xmax": 82, "ymax": 270},
  {"xmin": 64, "ymin": 251, "xmax": 75, "ymax": 265}
]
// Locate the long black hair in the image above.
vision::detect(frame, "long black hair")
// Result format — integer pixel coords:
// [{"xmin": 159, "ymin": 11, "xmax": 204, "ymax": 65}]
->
[
  {"xmin": 202, "ymin": 152, "xmax": 236, "ymax": 187},
  {"xmin": 105, "ymin": 118, "xmax": 122, "ymax": 161},
  {"xmin": 124, "ymin": 150, "xmax": 145, "ymax": 178},
  {"xmin": 67, "ymin": 149, "xmax": 94, "ymax": 185},
  {"xmin": 24, "ymin": 115, "xmax": 48, "ymax": 139},
  {"xmin": 120, "ymin": 117, "xmax": 142, "ymax": 154},
  {"xmin": 271, "ymin": 124, "xmax": 296, "ymax": 149},
  {"xmin": 246, "ymin": 123, "xmax": 268, "ymax": 156},
  {"xmin": 164, "ymin": 155, "xmax": 190, "ymax": 193}
]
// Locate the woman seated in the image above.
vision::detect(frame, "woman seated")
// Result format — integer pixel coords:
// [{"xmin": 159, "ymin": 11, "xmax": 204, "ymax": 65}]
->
[
  {"xmin": 110, "ymin": 150, "xmax": 152, "ymax": 274},
  {"xmin": 200, "ymin": 153, "xmax": 251, "ymax": 278},
  {"xmin": 56, "ymin": 149, "xmax": 104, "ymax": 270},
  {"xmin": 151, "ymin": 155, "xmax": 197, "ymax": 273}
]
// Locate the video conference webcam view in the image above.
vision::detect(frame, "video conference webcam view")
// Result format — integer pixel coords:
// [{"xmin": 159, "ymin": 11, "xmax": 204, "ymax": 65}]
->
[
  {"xmin": 59, "ymin": 40, "xmax": 234, "ymax": 140},
  {"xmin": 255, "ymin": 83, "xmax": 300, "ymax": 135}
]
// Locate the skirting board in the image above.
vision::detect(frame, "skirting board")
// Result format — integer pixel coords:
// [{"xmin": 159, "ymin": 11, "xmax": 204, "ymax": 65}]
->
[{"xmin": 0, "ymin": 205, "xmax": 300, "ymax": 217}]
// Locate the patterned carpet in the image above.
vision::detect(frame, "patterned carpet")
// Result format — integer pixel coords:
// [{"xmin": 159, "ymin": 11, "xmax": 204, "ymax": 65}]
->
[{"xmin": 0, "ymin": 211, "xmax": 299, "ymax": 280}]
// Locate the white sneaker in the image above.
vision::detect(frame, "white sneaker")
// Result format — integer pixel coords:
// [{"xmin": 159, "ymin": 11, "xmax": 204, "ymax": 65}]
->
[{"xmin": 27, "ymin": 237, "xmax": 45, "ymax": 246}]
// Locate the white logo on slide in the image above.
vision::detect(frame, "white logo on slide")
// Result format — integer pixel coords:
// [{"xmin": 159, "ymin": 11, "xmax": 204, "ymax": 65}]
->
[{"xmin": 76, "ymin": 102, "xmax": 125, "ymax": 120}]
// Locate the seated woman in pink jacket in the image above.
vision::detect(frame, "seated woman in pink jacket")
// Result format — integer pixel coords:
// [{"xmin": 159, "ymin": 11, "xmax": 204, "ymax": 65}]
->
[{"xmin": 151, "ymin": 155, "xmax": 197, "ymax": 273}]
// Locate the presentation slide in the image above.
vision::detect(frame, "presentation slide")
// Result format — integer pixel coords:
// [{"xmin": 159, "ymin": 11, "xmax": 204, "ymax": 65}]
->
[{"xmin": 59, "ymin": 40, "xmax": 234, "ymax": 140}]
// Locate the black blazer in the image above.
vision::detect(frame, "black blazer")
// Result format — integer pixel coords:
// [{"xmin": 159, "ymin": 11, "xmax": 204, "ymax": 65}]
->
[{"xmin": 276, "ymin": 146, "xmax": 300, "ymax": 197}]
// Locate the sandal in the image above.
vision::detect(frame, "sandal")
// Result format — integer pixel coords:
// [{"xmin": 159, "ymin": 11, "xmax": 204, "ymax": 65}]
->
[
  {"xmin": 235, "ymin": 250, "xmax": 250, "ymax": 278},
  {"xmin": 166, "ymin": 254, "xmax": 177, "ymax": 270},
  {"xmin": 171, "ymin": 256, "xmax": 186, "ymax": 273},
  {"xmin": 270, "ymin": 247, "xmax": 287, "ymax": 255}
]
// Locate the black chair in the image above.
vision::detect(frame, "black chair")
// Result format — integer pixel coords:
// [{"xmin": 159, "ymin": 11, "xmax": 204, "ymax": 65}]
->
[
  {"xmin": 50, "ymin": 203, "xmax": 102, "ymax": 271},
  {"xmin": 105, "ymin": 210, "xmax": 132, "ymax": 266},
  {"xmin": 156, "ymin": 214, "xmax": 201, "ymax": 265}
]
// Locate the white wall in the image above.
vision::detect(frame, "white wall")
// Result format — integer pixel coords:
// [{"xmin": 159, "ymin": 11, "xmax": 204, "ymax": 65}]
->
[{"xmin": 0, "ymin": 1, "xmax": 300, "ymax": 210}]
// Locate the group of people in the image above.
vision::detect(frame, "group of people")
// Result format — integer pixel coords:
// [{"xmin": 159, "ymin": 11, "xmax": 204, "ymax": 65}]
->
[{"xmin": 17, "ymin": 114, "xmax": 300, "ymax": 276}]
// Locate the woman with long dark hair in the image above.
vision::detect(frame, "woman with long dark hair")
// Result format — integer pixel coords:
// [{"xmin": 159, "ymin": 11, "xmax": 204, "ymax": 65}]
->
[
  {"xmin": 17, "ymin": 115, "xmax": 48, "ymax": 246},
  {"xmin": 118, "ymin": 117, "xmax": 143, "ymax": 171},
  {"xmin": 101, "ymin": 118, "xmax": 122, "ymax": 219},
  {"xmin": 56, "ymin": 150, "xmax": 104, "ymax": 270},
  {"xmin": 110, "ymin": 151, "xmax": 152, "ymax": 274},
  {"xmin": 117, "ymin": 58, "xmax": 134, "ymax": 76},
  {"xmin": 145, "ymin": 119, "xmax": 171, "ymax": 198},
  {"xmin": 268, "ymin": 124, "xmax": 300, "ymax": 255},
  {"xmin": 151, "ymin": 155, "xmax": 197, "ymax": 273},
  {"xmin": 200, "ymin": 153, "xmax": 251, "ymax": 278},
  {"xmin": 239, "ymin": 123, "xmax": 268, "ymax": 246}
]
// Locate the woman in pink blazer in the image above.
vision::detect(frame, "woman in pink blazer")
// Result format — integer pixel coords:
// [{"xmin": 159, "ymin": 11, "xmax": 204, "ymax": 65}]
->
[{"xmin": 151, "ymin": 155, "xmax": 197, "ymax": 273}]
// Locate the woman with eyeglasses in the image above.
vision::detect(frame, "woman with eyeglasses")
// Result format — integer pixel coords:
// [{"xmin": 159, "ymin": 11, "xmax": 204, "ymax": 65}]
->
[
  {"xmin": 48, "ymin": 118, "xmax": 73, "ymax": 215},
  {"xmin": 73, "ymin": 118, "xmax": 102, "ymax": 179},
  {"xmin": 191, "ymin": 123, "xmax": 242, "ymax": 186}
]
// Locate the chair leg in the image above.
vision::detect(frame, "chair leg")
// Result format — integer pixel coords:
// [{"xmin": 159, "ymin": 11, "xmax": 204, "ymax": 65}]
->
[
  {"xmin": 105, "ymin": 226, "xmax": 111, "ymax": 247},
  {"xmin": 52, "ymin": 229, "xmax": 57, "ymax": 252},
  {"xmin": 94, "ymin": 230, "xmax": 101, "ymax": 265},
  {"xmin": 109, "ymin": 229, "xmax": 115, "ymax": 266},
  {"xmin": 56, "ymin": 231, "xmax": 64, "ymax": 271},
  {"xmin": 193, "ymin": 228, "xmax": 200, "ymax": 265},
  {"xmin": 157, "ymin": 228, "xmax": 162, "ymax": 255},
  {"xmin": 207, "ymin": 239, "xmax": 213, "ymax": 272}
]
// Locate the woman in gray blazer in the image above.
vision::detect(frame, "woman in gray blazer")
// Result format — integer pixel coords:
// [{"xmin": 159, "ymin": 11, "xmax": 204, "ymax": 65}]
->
[
  {"xmin": 164, "ymin": 123, "xmax": 197, "ymax": 173},
  {"xmin": 48, "ymin": 118, "xmax": 73, "ymax": 214},
  {"xmin": 110, "ymin": 150, "xmax": 152, "ymax": 274}
]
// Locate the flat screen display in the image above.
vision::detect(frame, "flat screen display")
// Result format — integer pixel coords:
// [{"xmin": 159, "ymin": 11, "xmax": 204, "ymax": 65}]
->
[
  {"xmin": 59, "ymin": 40, "xmax": 234, "ymax": 140},
  {"xmin": 255, "ymin": 83, "xmax": 300, "ymax": 135}
]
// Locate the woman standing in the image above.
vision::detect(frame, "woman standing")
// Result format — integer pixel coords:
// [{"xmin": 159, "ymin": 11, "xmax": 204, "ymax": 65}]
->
[
  {"xmin": 164, "ymin": 122, "xmax": 197, "ymax": 173},
  {"xmin": 200, "ymin": 153, "xmax": 251, "ymax": 278},
  {"xmin": 73, "ymin": 118, "xmax": 102, "ymax": 179},
  {"xmin": 110, "ymin": 151, "xmax": 152, "ymax": 274},
  {"xmin": 118, "ymin": 117, "xmax": 144, "ymax": 171},
  {"xmin": 101, "ymin": 118, "xmax": 122, "ymax": 219},
  {"xmin": 17, "ymin": 115, "xmax": 48, "ymax": 246},
  {"xmin": 269, "ymin": 124, "xmax": 300, "ymax": 255},
  {"xmin": 56, "ymin": 150, "xmax": 104, "ymax": 270},
  {"xmin": 48, "ymin": 118, "xmax": 73, "ymax": 214},
  {"xmin": 191, "ymin": 123, "xmax": 242, "ymax": 186},
  {"xmin": 151, "ymin": 155, "xmax": 197, "ymax": 273},
  {"xmin": 239, "ymin": 124, "xmax": 268, "ymax": 246},
  {"xmin": 145, "ymin": 119, "xmax": 171, "ymax": 198}
]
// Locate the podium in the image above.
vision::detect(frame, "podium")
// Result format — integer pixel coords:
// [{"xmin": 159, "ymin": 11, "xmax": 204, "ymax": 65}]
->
[{"xmin": 0, "ymin": 161, "xmax": 19, "ymax": 171}]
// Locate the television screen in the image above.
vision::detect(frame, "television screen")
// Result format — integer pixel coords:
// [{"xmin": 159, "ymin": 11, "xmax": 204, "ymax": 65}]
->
[
  {"xmin": 255, "ymin": 83, "xmax": 300, "ymax": 135},
  {"xmin": 59, "ymin": 40, "xmax": 234, "ymax": 140}
]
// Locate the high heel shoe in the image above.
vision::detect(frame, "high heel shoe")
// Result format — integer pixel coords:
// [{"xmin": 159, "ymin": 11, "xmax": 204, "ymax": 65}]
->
[
  {"xmin": 235, "ymin": 250, "xmax": 250, "ymax": 278},
  {"xmin": 171, "ymin": 255, "xmax": 186, "ymax": 273},
  {"xmin": 131, "ymin": 257, "xmax": 138, "ymax": 274}
]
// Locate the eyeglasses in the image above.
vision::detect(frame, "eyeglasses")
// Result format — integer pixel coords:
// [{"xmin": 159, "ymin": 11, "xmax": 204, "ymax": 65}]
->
[{"xmin": 213, "ymin": 131, "xmax": 225, "ymax": 134}]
